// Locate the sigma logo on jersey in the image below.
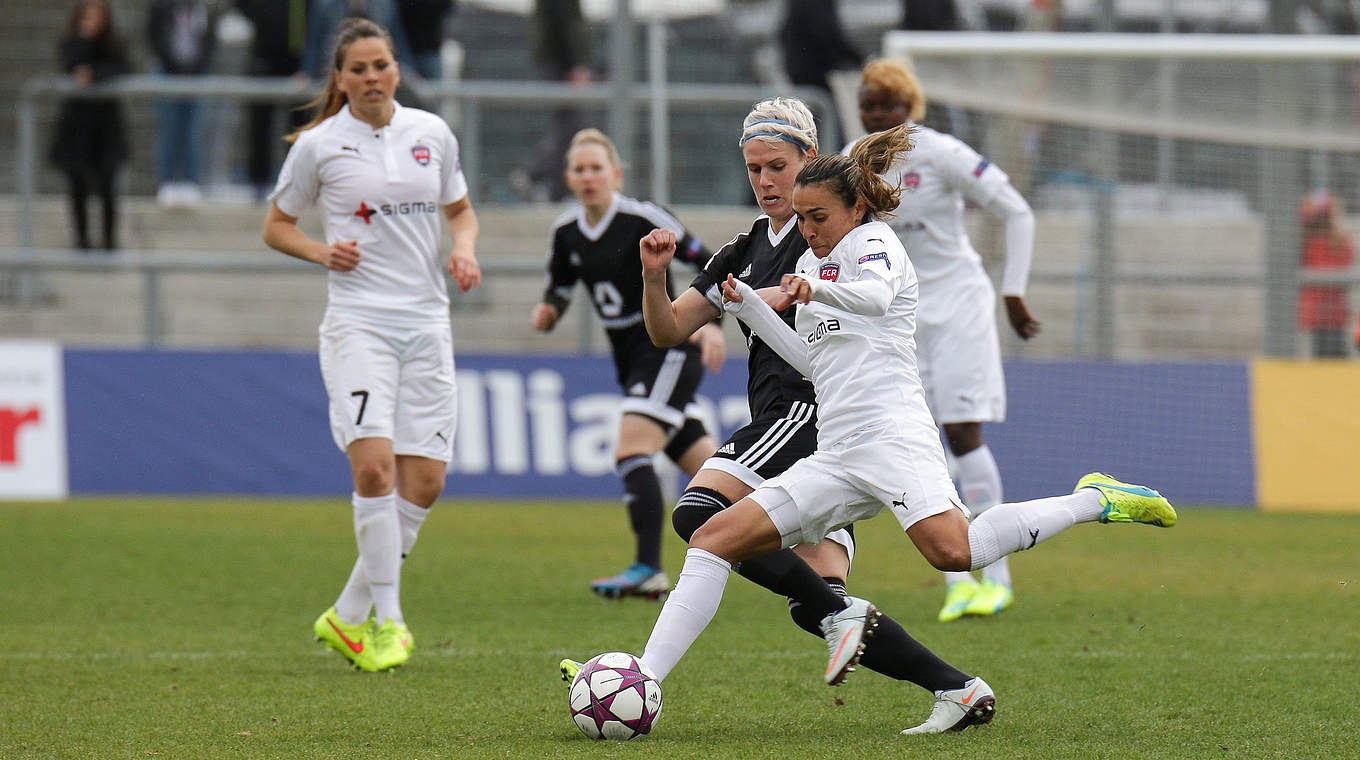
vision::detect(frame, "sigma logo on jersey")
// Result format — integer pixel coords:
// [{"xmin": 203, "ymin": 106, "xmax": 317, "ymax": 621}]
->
[
  {"xmin": 818, "ymin": 262, "xmax": 840, "ymax": 281},
  {"xmin": 411, "ymin": 144, "xmax": 431, "ymax": 166},
  {"xmin": 806, "ymin": 318, "xmax": 841, "ymax": 344},
  {"xmin": 901, "ymin": 172, "xmax": 921, "ymax": 191},
  {"xmin": 858, "ymin": 252, "xmax": 890, "ymax": 268},
  {"xmin": 352, "ymin": 200, "xmax": 439, "ymax": 224},
  {"xmin": 972, "ymin": 159, "xmax": 991, "ymax": 177}
]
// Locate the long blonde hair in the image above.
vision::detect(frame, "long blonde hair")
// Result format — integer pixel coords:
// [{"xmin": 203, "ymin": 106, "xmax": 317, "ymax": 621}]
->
[
  {"xmin": 796, "ymin": 124, "xmax": 916, "ymax": 221},
  {"xmin": 285, "ymin": 19, "xmax": 396, "ymax": 144}
]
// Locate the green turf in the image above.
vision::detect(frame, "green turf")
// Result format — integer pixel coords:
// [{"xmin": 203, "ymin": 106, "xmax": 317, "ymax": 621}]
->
[{"xmin": 3, "ymin": 498, "xmax": 1356, "ymax": 759}]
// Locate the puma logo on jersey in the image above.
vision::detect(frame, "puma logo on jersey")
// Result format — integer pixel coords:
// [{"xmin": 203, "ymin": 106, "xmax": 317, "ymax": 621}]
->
[
  {"xmin": 806, "ymin": 318, "xmax": 841, "ymax": 344},
  {"xmin": 340, "ymin": 144, "xmax": 360, "ymax": 154}
]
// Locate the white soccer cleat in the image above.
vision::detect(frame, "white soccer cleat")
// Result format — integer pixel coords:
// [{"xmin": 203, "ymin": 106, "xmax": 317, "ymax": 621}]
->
[
  {"xmin": 900, "ymin": 677, "xmax": 997, "ymax": 735},
  {"xmin": 818, "ymin": 596, "xmax": 880, "ymax": 686}
]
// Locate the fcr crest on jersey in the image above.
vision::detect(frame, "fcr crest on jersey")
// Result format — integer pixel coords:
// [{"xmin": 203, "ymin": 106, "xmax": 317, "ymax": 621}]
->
[
  {"xmin": 411, "ymin": 144, "xmax": 431, "ymax": 166},
  {"xmin": 901, "ymin": 172, "xmax": 921, "ymax": 191},
  {"xmin": 818, "ymin": 262, "xmax": 840, "ymax": 281}
]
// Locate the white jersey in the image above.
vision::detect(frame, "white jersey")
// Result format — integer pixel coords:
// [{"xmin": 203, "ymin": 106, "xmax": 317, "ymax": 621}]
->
[
  {"xmin": 788, "ymin": 221, "xmax": 933, "ymax": 446},
  {"xmin": 271, "ymin": 102, "xmax": 469, "ymax": 328},
  {"xmin": 845, "ymin": 126, "xmax": 1028, "ymax": 324}
]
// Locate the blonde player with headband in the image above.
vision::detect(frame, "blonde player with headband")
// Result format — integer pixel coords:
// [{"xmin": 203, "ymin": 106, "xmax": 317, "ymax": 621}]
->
[
  {"xmin": 263, "ymin": 18, "xmax": 480, "ymax": 672},
  {"xmin": 565, "ymin": 99, "xmax": 1000, "ymax": 736},
  {"xmin": 850, "ymin": 59, "xmax": 1040, "ymax": 622}
]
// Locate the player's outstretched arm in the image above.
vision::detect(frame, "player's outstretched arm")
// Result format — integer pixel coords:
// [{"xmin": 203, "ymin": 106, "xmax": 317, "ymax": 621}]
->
[
  {"xmin": 641, "ymin": 228, "xmax": 719, "ymax": 347},
  {"xmin": 722, "ymin": 275, "xmax": 811, "ymax": 376}
]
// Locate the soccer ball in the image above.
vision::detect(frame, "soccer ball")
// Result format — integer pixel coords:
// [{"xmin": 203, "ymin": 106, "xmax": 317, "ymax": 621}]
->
[{"xmin": 568, "ymin": 652, "xmax": 663, "ymax": 740}]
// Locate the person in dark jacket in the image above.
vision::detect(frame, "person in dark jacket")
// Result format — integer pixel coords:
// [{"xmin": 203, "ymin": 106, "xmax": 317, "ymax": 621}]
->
[
  {"xmin": 51, "ymin": 0, "xmax": 130, "ymax": 250},
  {"xmin": 147, "ymin": 0, "xmax": 220, "ymax": 207},
  {"xmin": 779, "ymin": 0, "xmax": 863, "ymax": 95},
  {"xmin": 511, "ymin": 0, "xmax": 592, "ymax": 202},
  {"xmin": 397, "ymin": 0, "xmax": 454, "ymax": 79},
  {"xmin": 237, "ymin": 0, "xmax": 309, "ymax": 197}
]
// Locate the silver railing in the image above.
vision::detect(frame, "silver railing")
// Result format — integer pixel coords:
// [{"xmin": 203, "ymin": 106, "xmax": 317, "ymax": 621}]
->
[
  {"xmin": 8, "ymin": 246, "xmax": 1358, "ymax": 350},
  {"xmin": 15, "ymin": 74, "xmax": 838, "ymax": 249}
]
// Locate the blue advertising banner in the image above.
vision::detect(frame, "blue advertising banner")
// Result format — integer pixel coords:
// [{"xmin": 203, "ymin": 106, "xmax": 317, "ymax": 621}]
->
[{"xmin": 62, "ymin": 350, "xmax": 1254, "ymax": 505}]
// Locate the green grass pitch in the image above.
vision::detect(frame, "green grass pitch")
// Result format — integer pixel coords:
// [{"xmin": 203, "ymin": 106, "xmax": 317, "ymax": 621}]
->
[{"xmin": 3, "ymin": 498, "xmax": 1356, "ymax": 759}]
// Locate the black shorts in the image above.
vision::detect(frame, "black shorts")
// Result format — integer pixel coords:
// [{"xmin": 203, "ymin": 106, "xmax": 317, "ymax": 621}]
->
[
  {"xmin": 618, "ymin": 346, "xmax": 705, "ymax": 430},
  {"xmin": 701, "ymin": 400, "xmax": 817, "ymax": 487}
]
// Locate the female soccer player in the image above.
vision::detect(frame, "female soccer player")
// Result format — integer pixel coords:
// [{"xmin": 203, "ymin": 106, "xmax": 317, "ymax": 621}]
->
[
  {"xmin": 262, "ymin": 18, "xmax": 480, "ymax": 672},
  {"xmin": 530, "ymin": 128, "xmax": 724, "ymax": 599},
  {"xmin": 600, "ymin": 97, "xmax": 993, "ymax": 733},
  {"xmin": 852, "ymin": 59, "xmax": 1040, "ymax": 622},
  {"xmin": 621, "ymin": 125, "xmax": 1175, "ymax": 735}
]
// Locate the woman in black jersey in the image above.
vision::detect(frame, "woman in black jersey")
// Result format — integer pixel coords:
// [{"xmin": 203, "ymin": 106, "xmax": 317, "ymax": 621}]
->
[
  {"xmin": 627, "ymin": 98, "xmax": 989, "ymax": 734},
  {"xmin": 531, "ymin": 128, "xmax": 725, "ymax": 599}
]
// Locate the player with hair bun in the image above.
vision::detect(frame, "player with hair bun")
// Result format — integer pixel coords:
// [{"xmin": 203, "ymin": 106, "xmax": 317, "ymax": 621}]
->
[
  {"xmin": 263, "ymin": 18, "xmax": 480, "ymax": 673},
  {"xmin": 531, "ymin": 127, "xmax": 724, "ymax": 600},
  {"xmin": 566, "ymin": 99, "xmax": 991, "ymax": 735},
  {"xmin": 853, "ymin": 59, "xmax": 1040, "ymax": 622},
  {"xmin": 606, "ymin": 123, "xmax": 1175, "ymax": 735}
]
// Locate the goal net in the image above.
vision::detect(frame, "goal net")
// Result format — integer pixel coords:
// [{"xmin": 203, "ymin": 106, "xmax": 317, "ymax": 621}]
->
[{"xmin": 875, "ymin": 31, "xmax": 1360, "ymax": 362}]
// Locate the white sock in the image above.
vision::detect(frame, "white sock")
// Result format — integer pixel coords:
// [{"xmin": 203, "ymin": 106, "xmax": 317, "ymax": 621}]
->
[
  {"xmin": 335, "ymin": 495, "xmax": 431, "ymax": 623},
  {"xmin": 955, "ymin": 445, "xmax": 1010, "ymax": 587},
  {"xmin": 640, "ymin": 547, "xmax": 732, "ymax": 682},
  {"xmin": 967, "ymin": 490, "xmax": 1103, "ymax": 571},
  {"xmin": 395, "ymin": 495, "xmax": 430, "ymax": 558},
  {"xmin": 353, "ymin": 491, "xmax": 403, "ymax": 625},
  {"xmin": 943, "ymin": 571, "xmax": 976, "ymax": 586}
]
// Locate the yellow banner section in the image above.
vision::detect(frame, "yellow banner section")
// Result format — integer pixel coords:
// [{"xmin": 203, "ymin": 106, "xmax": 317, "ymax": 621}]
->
[{"xmin": 1252, "ymin": 359, "xmax": 1360, "ymax": 513}]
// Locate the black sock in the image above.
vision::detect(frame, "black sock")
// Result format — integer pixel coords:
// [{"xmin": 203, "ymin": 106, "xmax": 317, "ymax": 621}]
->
[
  {"xmin": 789, "ymin": 577, "xmax": 970, "ymax": 692},
  {"xmin": 618, "ymin": 455, "xmax": 663, "ymax": 569},
  {"xmin": 673, "ymin": 487, "xmax": 846, "ymax": 616}
]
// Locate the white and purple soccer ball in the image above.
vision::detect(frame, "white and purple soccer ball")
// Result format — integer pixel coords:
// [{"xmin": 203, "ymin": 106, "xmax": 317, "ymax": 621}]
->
[{"xmin": 568, "ymin": 652, "xmax": 663, "ymax": 741}]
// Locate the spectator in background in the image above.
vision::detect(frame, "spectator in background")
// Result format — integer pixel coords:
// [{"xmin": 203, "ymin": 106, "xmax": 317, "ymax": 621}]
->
[
  {"xmin": 237, "ymin": 0, "xmax": 310, "ymax": 199},
  {"xmin": 51, "ymin": 0, "xmax": 130, "ymax": 251},
  {"xmin": 779, "ymin": 0, "xmax": 863, "ymax": 99},
  {"xmin": 900, "ymin": 0, "xmax": 958, "ymax": 30},
  {"xmin": 511, "ymin": 0, "xmax": 592, "ymax": 202},
  {"xmin": 301, "ymin": 0, "xmax": 415, "ymax": 81},
  {"xmin": 148, "ymin": 0, "xmax": 220, "ymax": 208},
  {"xmin": 1298, "ymin": 190, "xmax": 1354, "ymax": 358},
  {"xmin": 397, "ymin": 0, "xmax": 455, "ymax": 80}
]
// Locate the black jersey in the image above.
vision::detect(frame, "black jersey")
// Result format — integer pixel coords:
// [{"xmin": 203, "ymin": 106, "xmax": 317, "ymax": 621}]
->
[
  {"xmin": 543, "ymin": 193, "xmax": 709, "ymax": 376},
  {"xmin": 690, "ymin": 215, "xmax": 818, "ymax": 418}
]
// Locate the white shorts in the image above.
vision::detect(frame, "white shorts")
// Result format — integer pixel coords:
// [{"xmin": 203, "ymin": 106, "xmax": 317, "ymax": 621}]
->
[
  {"xmin": 750, "ymin": 418, "xmax": 965, "ymax": 548},
  {"xmin": 318, "ymin": 317, "xmax": 457, "ymax": 462},
  {"xmin": 916, "ymin": 281, "xmax": 1006, "ymax": 425}
]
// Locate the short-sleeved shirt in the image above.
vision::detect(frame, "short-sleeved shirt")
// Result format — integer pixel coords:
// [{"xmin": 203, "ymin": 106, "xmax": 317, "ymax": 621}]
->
[
  {"xmin": 271, "ymin": 102, "xmax": 468, "ymax": 328},
  {"xmin": 690, "ymin": 215, "xmax": 817, "ymax": 419},
  {"xmin": 542, "ymin": 192, "xmax": 708, "ymax": 378},
  {"xmin": 845, "ymin": 125, "xmax": 1009, "ymax": 323}
]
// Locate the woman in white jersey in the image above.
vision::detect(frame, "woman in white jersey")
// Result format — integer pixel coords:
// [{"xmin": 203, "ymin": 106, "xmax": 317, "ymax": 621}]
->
[
  {"xmin": 262, "ymin": 18, "xmax": 480, "ymax": 673},
  {"xmin": 852, "ymin": 59, "xmax": 1040, "ymax": 623},
  {"xmin": 606, "ymin": 125, "xmax": 1175, "ymax": 736},
  {"xmin": 612, "ymin": 98, "xmax": 990, "ymax": 722}
]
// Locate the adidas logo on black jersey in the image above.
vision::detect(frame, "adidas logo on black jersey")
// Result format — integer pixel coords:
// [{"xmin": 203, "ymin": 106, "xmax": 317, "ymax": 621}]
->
[{"xmin": 717, "ymin": 443, "xmax": 736, "ymax": 455}]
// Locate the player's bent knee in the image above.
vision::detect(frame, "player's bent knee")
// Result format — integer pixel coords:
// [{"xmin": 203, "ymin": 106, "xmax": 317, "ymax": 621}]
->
[
  {"xmin": 923, "ymin": 542, "xmax": 973, "ymax": 572},
  {"xmin": 672, "ymin": 487, "xmax": 732, "ymax": 542}
]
